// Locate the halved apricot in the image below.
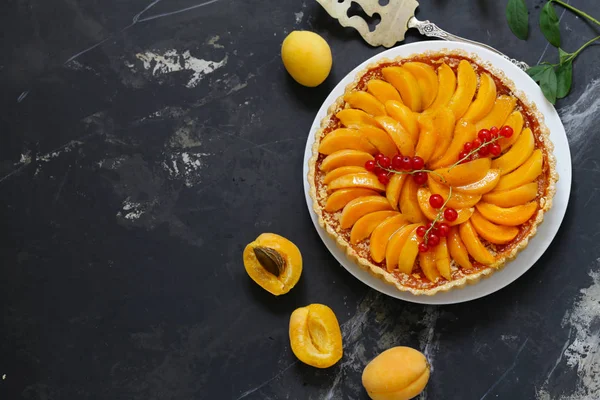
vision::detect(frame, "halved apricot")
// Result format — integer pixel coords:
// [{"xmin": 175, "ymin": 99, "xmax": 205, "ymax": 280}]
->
[
  {"xmin": 350, "ymin": 211, "xmax": 399, "ymax": 244},
  {"xmin": 476, "ymin": 201, "xmax": 538, "ymax": 226},
  {"xmin": 320, "ymin": 149, "xmax": 374, "ymax": 171},
  {"xmin": 367, "ymin": 79, "xmax": 403, "ymax": 104},
  {"xmin": 355, "ymin": 124, "xmax": 399, "ymax": 158},
  {"xmin": 415, "ymin": 115, "xmax": 438, "ymax": 163},
  {"xmin": 459, "ymin": 221, "xmax": 495, "ymax": 265},
  {"xmin": 419, "ymin": 251, "xmax": 441, "ymax": 283},
  {"xmin": 402, "ymin": 62, "xmax": 439, "ymax": 109},
  {"xmin": 470, "ymin": 210, "xmax": 519, "ymax": 244},
  {"xmin": 375, "ymin": 116, "xmax": 415, "ymax": 156},
  {"xmin": 482, "ymin": 182, "xmax": 539, "ymax": 207},
  {"xmin": 243, "ymin": 233, "xmax": 302, "ymax": 295},
  {"xmin": 323, "ymin": 166, "xmax": 367, "ymax": 185},
  {"xmin": 463, "ymin": 73, "xmax": 497, "ymax": 123},
  {"xmin": 429, "ymin": 119, "xmax": 476, "ymax": 169},
  {"xmin": 400, "ymin": 177, "xmax": 427, "ymax": 223},
  {"xmin": 289, "ymin": 304, "xmax": 343, "ymax": 368},
  {"xmin": 499, "ymin": 111, "xmax": 524, "ymax": 151},
  {"xmin": 448, "ymin": 226, "xmax": 473, "ymax": 269},
  {"xmin": 340, "ymin": 196, "xmax": 393, "ymax": 229},
  {"xmin": 319, "ymin": 128, "xmax": 378, "ymax": 155},
  {"xmin": 370, "ymin": 214, "xmax": 410, "ymax": 262},
  {"xmin": 427, "ymin": 176, "xmax": 481, "ymax": 208},
  {"xmin": 491, "ymin": 127, "xmax": 534, "ymax": 174},
  {"xmin": 325, "ymin": 188, "xmax": 380, "ymax": 212},
  {"xmin": 397, "ymin": 228, "xmax": 422, "ymax": 274},
  {"xmin": 429, "ymin": 107, "xmax": 456, "ymax": 162},
  {"xmin": 336, "ymin": 108, "xmax": 377, "ymax": 128},
  {"xmin": 475, "ymin": 95, "xmax": 517, "ymax": 132},
  {"xmin": 385, "ymin": 100, "xmax": 419, "ymax": 143},
  {"xmin": 433, "ymin": 157, "xmax": 491, "ymax": 186},
  {"xmin": 382, "ymin": 67, "xmax": 422, "ymax": 112},
  {"xmin": 434, "ymin": 237, "xmax": 452, "ymax": 280},
  {"xmin": 447, "ymin": 60, "xmax": 478, "ymax": 119},
  {"xmin": 386, "ymin": 223, "xmax": 420, "ymax": 272},
  {"xmin": 453, "ymin": 169, "xmax": 501, "ymax": 195},
  {"xmin": 494, "ymin": 149, "xmax": 543, "ymax": 191},
  {"xmin": 426, "ymin": 63, "xmax": 456, "ymax": 112},
  {"xmin": 386, "ymin": 173, "xmax": 407, "ymax": 210},
  {"xmin": 344, "ymin": 91, "xmax": 387, "ymax": 116},
  {"xmin": 416, "ymin": 187, "xmax": 473, "ymax": 225}
]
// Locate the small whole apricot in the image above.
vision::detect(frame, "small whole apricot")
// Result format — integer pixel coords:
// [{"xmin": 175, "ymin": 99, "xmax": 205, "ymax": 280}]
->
[
  {"xmin": 362, "ymin": 346, "xmax": 430, "ymax": 400},
  {"xmin": 281, "ymin": 30, "xmax": 332, "ymax": 87},
  {"xmin": 243, "ymin": 233, "xmax": 302, "ymax": 295}
]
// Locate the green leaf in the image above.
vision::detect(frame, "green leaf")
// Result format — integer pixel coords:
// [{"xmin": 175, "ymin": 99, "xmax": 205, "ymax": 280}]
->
[
  {"xmin": 527, "ymin": 65, "xmax": 552, "ymax": 82},
  {"xmin": 540, "ymin": 1, "xmax": 561, "ymax": 47},
  {"xmin": 556, "ymin": 61, "xmax": 573, "ymax": 98},
  {"xmin": 558, "ymin": 47, "xmax": 571, "ymax": 64},
  {"xmin": 540, "ymin": 66, "xmax": 558, "ymax": 104},
  {"xmin": 506, "ymin": 0, "xmax": 529, "ymax": 40}
]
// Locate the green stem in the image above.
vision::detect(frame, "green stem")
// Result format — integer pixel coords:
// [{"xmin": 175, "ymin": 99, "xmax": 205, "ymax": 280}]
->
[
  {"xmin": 569, "ymin": 35, "xmax": 600, "ymax": 61},
  {"xmin": 551, "ymin": 0, "xmax": 600, "ymax": 27}
]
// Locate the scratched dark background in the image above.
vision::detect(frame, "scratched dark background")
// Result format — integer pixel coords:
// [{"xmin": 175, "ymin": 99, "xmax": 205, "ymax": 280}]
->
[{"xmin": 1, "ymin": 0, "xmax": 600, "ymax": 399}]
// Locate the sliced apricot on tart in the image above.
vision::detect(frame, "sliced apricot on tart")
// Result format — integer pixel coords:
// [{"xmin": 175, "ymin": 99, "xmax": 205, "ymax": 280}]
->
[
  {"xmin": 385, "ymin": 100, "xmax": 419, "ymax": 143},
  {"xmin": 350, "ymin": 210, "xmax": 399, "ymax": 244},
  {"xmin": 370, "ymin": 214, "xmax": 410, "ymax": 263},
  {"xmin": 386, "ymin": 223, "xmax": 420, "ymax": 272},
  {"xmin": 375, "ymin": 116, "xmax": 415, "ymax": 156},
  {"xmin": 402, "ymin": 62, "xmax": 439, "ymax": 109},
  {"xmin": 433, "ymin": 157, "xmax": 491, "ymax": 186},
  {"xmin": 319, "ymin": 128, "xmax": 378, "ymax": 155},
  {"xmin": 336, "ymin": 108, "xmax": 377, "ymax": 128},
  {"xmin": 381, "ymin": 67, "xmax": 422, "ymax": 112},
  {"xmin": 476, "ymin": 202, "xmax": 538, "ymax": 226},
  {"xmin": 386, "ymin": 173, "xmax": 407, "ymax": 211},
  {"xmin": 419, "ymin": 251, "xmax": 441, "ymax": 283},
  {"xmin": 470, "ymin": 210, "xmax": 519, "ymax": 244},
  {"xmin": 341, "ymin": 196, "xmax": 393, "ymax": 229},
  {"xmin": 344, "ymin": 91, "xmax": 387, "ymax": 116},
  {"xmin": 448, "ymin": 226, "xmax": 473, "ymax": 269},
  {"xmin": 453, "ymin": 169, "xmax": 501, "ymax": 195},
  {"xmin": 463, "ymin": 73, "xmax": 497, "ymax": 123},
  {"xmin": 397, "ymin": 227, "xmax": 422, "ymax": 274},
  {"xmin": 320, "ymin": 149, "xmax": 374, "ymax": 171},
  {"xmin": 427, "ymin": 176, "xmax": 481, "ymax": 208},
  {"xmin": 429, "ymin": 107, "xmax": 456, "ymax": 162},
  {"xmin": 426, "ymin": 63, "xmax": 456, "ymax": 112},
  {"xmin": 325, "ymin": 188, "xmax": 380, "ymax": 212},
  {"xmin": 494, "ymin": 149, "xmax": 543, "ymax": 191},
  {"xmin": 327, "ymin": 173, "xmax": 385, "ymax": 192},
  {"xmin": 367, "ymin": 79, "xmax": 403, "ymax": 104},
  {"xmin": 415, "ymin": 115, "xmax": 438, "ymax": 163},
  {"xmin": 491, "ymin": 127, "xmax": 534, "ymax": 174},
  {"xmin": 429, "ymin": 119, "xmax": 476, "ymax": 169},
  {"xmin": 499, "ymin": 111, "xmax": 524, "ymax": 151},
  {"xmin": 482, "ymin": 182, "xmax": 539, "ymax": 207},
  {"xmin": 434, "ymin": 237, "xmax": 452, "ymax": 280},
  {"xmin": 355, "ymin": 124, "xmax": 398, "ymax": 158},
  {"xmin": 323, "ymin": 166, "xmax": 367, "ymax": 185},
  {"xmin": 475, "ymin": 95, "xmax": 517, "ymax": 132},
  {"xmin": 400, "ymin": 177, "xmax": 427, "ymax": 223},
  {"xmin": 447, "ymin": 60, "xmax": 478, "ymax": 119},
  {"xmin": 459, "ymin": 220, "xmax": 495, "ymax": 265}
]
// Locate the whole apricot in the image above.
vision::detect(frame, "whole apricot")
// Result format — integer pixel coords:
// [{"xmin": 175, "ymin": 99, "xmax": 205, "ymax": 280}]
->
[
  {"xmin": 289, "ymin": 304, "xmax": 343, "ymax": 368},
  {"xmin": 243, "ymin": 233, "xmax": 302, "ymax": 295},
  {"xmin": 281, "ymin": 31, "xmax": 332, "ymax": 87},
  {"xmin": 362, "ymin": 346, "xmax": 430, "ymax": 400}
]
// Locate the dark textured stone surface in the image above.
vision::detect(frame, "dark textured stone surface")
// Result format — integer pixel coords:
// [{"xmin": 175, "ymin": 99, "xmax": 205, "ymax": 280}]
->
[{"xmin": 1, "ymin": 0, "xmax": 600, "ymax": 399}]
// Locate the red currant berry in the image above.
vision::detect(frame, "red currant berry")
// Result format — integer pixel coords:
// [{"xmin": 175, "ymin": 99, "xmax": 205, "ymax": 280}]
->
[
  {"xmin": 428, "ymin": 233, "xmax": 440, "ymax": 247},
  {"xmin": 375, "ymin": 153, "xmax": 385, "ymax": 163},
  {"xmin": 490, "ymin": 131, "xmax": 499, "ymax": 139},
  {"xmin": 478, "ymin": 145, "xmax": 490, "ymax": 157},
  {"xmin": 418, "ymin": 242, "xmax": 429, "ymax": 253},
  {"xmin": 429, "ymin": 194, "xmax": 444, "ymax": 209},
  {"xmin": 444, "ymin": 207, "xmax": 458, "ymax": 222},
  {"xmin": 377, "ymin": 171, "xmax": 390, "ymax": 184},
  {"xmin": 400, "ymin": 156, "xmax": 412, "ymax": 170},
  {"xmin": 416, "ymin": 226, "xmax": 427, "ymax": 237},
  {"xmin": 413, "ymin": 171, "xmax": 427, "ymax": 185},
  {"xmin": 490, "ymin": 143, "xmax": 502, "ymax": 156},
  {"xmin": 365, "ymin": 160, "xmax": 376, "ymax": 172},
  {"xmin": 472, "ymin": 138, "xmax": 482, "ymax": 148},
  {"xmin": 379, "ymin": 156, "xmax": 391, "ymax": 169},
  {"xmin": 500, "ymin": 126, "xmax": 514, "ymax": 138},
  {"xmin": 490, "ymin": 126, "xmax": 499, "ymax": 136},
  {"xmin": 478, "ymin": 129, "xmax": 491, "ymax": 143},
  {"xmin": 464, "ymin": 142, "xmax": 473, "ymax": 152},
  {"xmin": 411, "ymin": 156, "xmax": 425, "ymax": 170},
  {"xmin": 437, "ymin": 223, "xmax": 450, "ymax": 237},
  {"xmin": 458, "ymin": 150, "xmax": 469, "ymax": 162},
  {"xmin": 391, "ymin": 155, "xmax": 403, "ymax": 170}
]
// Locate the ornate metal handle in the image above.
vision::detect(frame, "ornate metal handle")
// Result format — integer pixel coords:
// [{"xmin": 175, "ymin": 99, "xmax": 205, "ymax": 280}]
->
[{"xmin": 407, "ymin": 17, "xmax": 529, "ymax": 71}]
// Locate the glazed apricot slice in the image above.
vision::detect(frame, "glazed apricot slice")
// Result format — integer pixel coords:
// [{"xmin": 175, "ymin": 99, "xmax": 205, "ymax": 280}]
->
[
  {"xmin": 475, "ymin": 95, "xmax": 517, "ymax": 132},
  {"xmin": 340, "ymin": 196, "xmax": 393, "ymax": 229},
  {"xmin": 482, "ymin": 182, "xmax": 539, "ymax": 208},
  {"xmin": 416, "ymin": 187, "xmax": 473, "ymax": 225},
  {"xmin": 426, "ymin": 63, "xmax": 456, "ymax": 112},
  {"xmin": 433, "ymin": 158, "xmax": 491, "ymax": 186},
  {"xmin": 386, "ymin": 223, "xmax": 420, "ymax": 272},
  {"xmin": 375, "ymin": 116, "xmax": 415, "ymax": 156},
  {"xmin": 476, "ymin": 202, "xmax": 538, "ymax": 226},
  {"xmin": 428, "ymin": 176, "xmax": 481, "ymax": 208},
  {"xmin": 243, "ymin": 233, "xmax": 302, "ymax": 295},
  {"xmin": 386, "ymin": 173, "xmax": 407, "ymax": 210},
  {"xmin": 463, "ymin": 73, "xmax": 497, "ymax": 123},
  {"xmin": 453, "ymin": 169, "xmax": 501, "ymax": 195},
  {"xmin": 400, "ymin": 177, "xmax": 427, "ymax": 223},
  {"xmin": 370, "ymin": 214, "xmax": 410, "ymax": 262},
  {"xmin": 429, "ymin": 107, "xmax": 456, "ymax": 162},
  {"xmin": 499, "ymin": 111, "xmax": 524, "ymax": 151},
  {"xmin": 447, "ymin": 60, "xmax": 478, "ymax": 119},
  {"xmin": 350, "ymin": 211, "xmax": 399, "ymax": 244},
  {"xmin": 448, "ymin": 226, "xmax": 473, "ymax": 269},
  {"xmin": 336, "ymin": 108, "xmax": 377, "ymax": 128},
  {"xmin": 402, "ymin": 62, "xmax": 439, "ymax": 109},
  {"xmin": 344, "ymin": 91, "xmax": 387, "ymax": 116},
  {"xmin": 470, "ymin": 210, "xmax": 519, "ymax": 244},
  {"xmin": 289, "ymin": 304, "xmax": 343, "ymax": 368},
  {"xmin": 419, "ymin": 251, "xmax": 441, "ymax": 283},
  {"xmin": 320, "ymin": 149, "xmax": 374, "ymax": 171},
  {"xmin": 385, "ymin": 100, "xmax": 419, "ymax": 143},
  {"xmin": 397, "ymin": 228, "xmax": 422, "ymax": 274},
  {"xmin": 382, "ymin": 67, "xmax": 422, "ymax": 112},
  {"xmin": 459, "ymin": 220, "xmax": 495, "ymax": 265},
  {"xmin": 355, "ymin": 124, "xmax": 398, "ymax": 158},
  {"xmin": 327, "ymin": 173, "xmax": 385, "ymax": 192},
  {"xmin": 429, "ymin": 119, "xmax": 476, "ymax": 169},
  {"xmin": 323, "ymin": 166, "xmax": 367, "ymax": 185},
  {"xmin": 491, "ymin": 127, "xmax": 534, "ymax": 174},
  {"xmin": 319, "ymin": 128, "xmax": 378, "ymax": 155},
  {"xmin": 415, "ymin": 115, "xmax": 438, "ymax": 163},
  {"xmin": 325, "ymin": 188, "xmax": 380, "ymax": 212},
  {"xmin": 494, "ymin": 149, "xmax": 543, "ymax": 191},
  {"xmin": 367, "ymin": 79, "xmax": 403, "ymax": 104},
  {"xmin": 434, "ymin": 237, "xmax": 452, "ymax": 280}
]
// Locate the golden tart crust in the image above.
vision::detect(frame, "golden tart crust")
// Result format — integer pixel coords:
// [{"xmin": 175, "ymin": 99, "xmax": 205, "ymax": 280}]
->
[{"xmin": 308, "ymin": 49, "xmax": 558, "ymax": 296}]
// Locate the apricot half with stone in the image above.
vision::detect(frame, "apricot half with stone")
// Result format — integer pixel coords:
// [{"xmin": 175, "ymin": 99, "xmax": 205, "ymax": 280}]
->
[
  {"xmin": 289, "ymin": 304, "xmax": 343, "ymax": 368},
  {"xmin": 362, "ymin": 346, "xmax": 430, "ymax": 400},
  {"xmin": 243, "ymin": 233, "xmax": 302, "ymax": 296}
]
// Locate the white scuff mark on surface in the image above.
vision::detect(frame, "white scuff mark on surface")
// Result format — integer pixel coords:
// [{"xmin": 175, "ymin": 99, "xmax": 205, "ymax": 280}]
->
[
  {"xmin": 162, "ymin": 152, "xmax": 210, "ymax": 187},
  {"xmin": 135, "ymin": 49, "xmax": 227, "ymax": 88},
  {"xmin": 17, "ymin": 91, "xmax": 29, "ymax": 103},
  {"xmin": 420, "ymin": 306, "xmax": 439, "ymax": 374},
  {"xmin": 294, "ymin": 11, "xmax": 304, "ymax": 24},
  {"xmin": 207, "ymin": 35, "xmax": 224, "ymax": 48},
  {"xmin": 501, "ymin": 334, "xmax": 519, "ymax": 344},
  {"xmin": 19, "ymin": 152, "xmax": 32, "ymax": 165},
  {"xmin": 119, "ymin": 198, "xmax": 145, "ymax": 220}
]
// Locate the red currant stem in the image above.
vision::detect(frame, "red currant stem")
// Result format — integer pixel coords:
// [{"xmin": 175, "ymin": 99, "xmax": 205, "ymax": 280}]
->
[
  {"xmin": 423, "ymin": 186, "xmax": 453, "ymax": 245},
  {"xmin": 448, "ymin": 136, "xmax": 503, "ymax": 171},
  {"xmin": 377, "ymin": 164, "xmax": 447, "ymax": 184}
]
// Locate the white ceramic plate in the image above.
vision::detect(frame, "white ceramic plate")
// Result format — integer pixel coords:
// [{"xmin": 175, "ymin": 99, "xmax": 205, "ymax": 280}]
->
[{"xmin": 303, "ymin": 41, "xmax": 572, "ymax": 305}]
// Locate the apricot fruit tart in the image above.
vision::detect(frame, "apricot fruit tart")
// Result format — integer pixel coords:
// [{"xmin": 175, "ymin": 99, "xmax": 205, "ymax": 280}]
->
[{"xmin": 308, "ymin": 50, "xmax": 557, "ymax": 295}]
